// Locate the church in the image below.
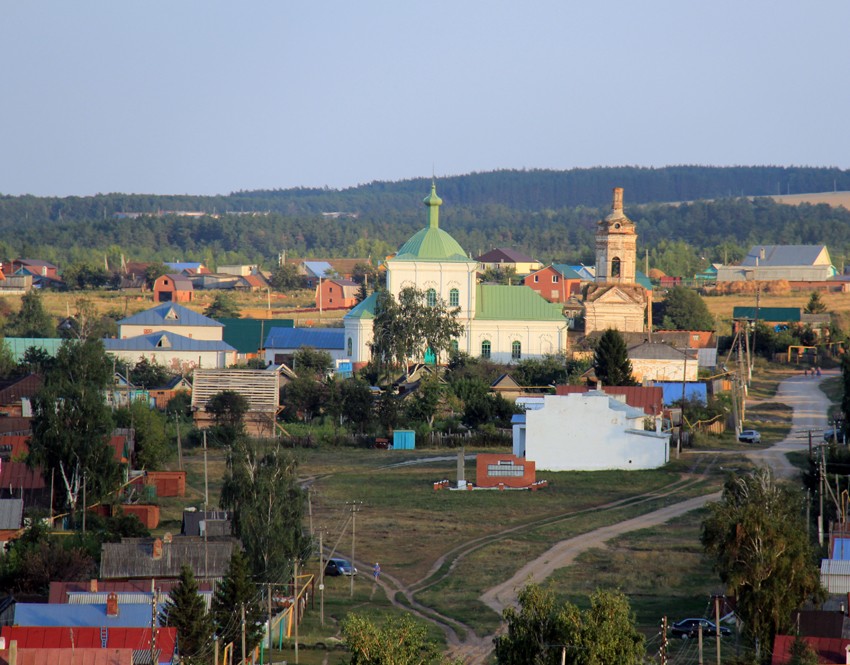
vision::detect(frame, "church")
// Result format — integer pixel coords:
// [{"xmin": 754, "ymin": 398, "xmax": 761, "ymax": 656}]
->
[{"xmin": 343, "ymin": 184, "xmax": 646, "ymax": 367}]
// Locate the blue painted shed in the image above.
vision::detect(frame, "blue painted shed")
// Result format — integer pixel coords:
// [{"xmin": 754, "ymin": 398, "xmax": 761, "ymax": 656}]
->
[{"xmin": 393, "ymin": 430, "xmax": 415, "ymax": 450}]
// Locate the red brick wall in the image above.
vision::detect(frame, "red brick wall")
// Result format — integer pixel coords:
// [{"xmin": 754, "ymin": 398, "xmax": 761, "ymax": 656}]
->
[{"xmin": 476, "ymin": 453, "xmax": 536, "ymax": 488}]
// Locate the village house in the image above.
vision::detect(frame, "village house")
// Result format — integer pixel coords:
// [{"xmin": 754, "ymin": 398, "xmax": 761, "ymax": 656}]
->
[
  {"xmin": 523, "ymin": 264, "xmax": 584, "ymax": 303},
  {"xmin": 514, "ymin": 391, "xmax": 670, "ymax": 471},
  {"xmin": 153, "ymin": 273, "xmax": 194, "ymax": 303},
  {"xmin": 476, "ymin": 248, "xmax": 543, "ymax": 276}
]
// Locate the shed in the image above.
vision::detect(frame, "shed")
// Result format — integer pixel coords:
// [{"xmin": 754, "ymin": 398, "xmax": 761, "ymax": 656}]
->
[
  {"xmin": 143, "ymin": 471, "xmax": 186, "ymax": 497},
  {"xmin": 821, "ymin": 559, "xmax": 850, "ymax": 594},
  {"xmin": 153, "ymin": 273, "xmax": 194, "ymax": 303},
  {"xmin": 115, "ymin": 504, "xmax": 160, "ymax": 529},
  {"xmin": 393, "ymin": 430, "xmax": 415, "ymax": 450}
]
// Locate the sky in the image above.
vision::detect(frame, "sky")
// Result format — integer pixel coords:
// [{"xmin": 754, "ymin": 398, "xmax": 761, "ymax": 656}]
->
[{"xmin": 2, "ymin": 1, "xmax": 849, "ymax": 197}]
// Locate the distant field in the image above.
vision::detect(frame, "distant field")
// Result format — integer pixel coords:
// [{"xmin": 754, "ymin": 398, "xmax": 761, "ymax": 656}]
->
[{"xmin": 768, "ymin": 191, "xmax": 850, "ymax": 209}]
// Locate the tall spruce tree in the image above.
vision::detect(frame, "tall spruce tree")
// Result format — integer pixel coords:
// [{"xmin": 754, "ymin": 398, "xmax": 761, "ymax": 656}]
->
[
  {"xmin": 160, "ymin": 565, "xmax": 214, "ymax": 663},
  {"xmin": 593, "ymin": 329, "xmax": 637, "ymax": 386},
  {"xmin": 212, "ymin": 549, "xmax": 265, "ymax": 661}
]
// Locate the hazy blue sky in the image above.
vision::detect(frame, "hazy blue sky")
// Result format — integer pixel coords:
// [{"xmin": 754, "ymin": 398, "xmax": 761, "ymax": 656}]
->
[{"xmin": 2, "ymin": 2, "xmax": 848, "ymax": 196}]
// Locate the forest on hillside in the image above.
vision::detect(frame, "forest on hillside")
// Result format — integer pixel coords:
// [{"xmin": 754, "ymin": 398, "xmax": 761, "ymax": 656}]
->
[{"xmin": 2, "ymin": 165, "xmax": 850, "ymax": 277}]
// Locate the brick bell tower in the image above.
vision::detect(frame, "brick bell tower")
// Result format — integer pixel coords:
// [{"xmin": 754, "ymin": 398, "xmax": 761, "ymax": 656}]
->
[{"xmin": 595, "ymin": 187, "xmax": 637, "ymax": 285}]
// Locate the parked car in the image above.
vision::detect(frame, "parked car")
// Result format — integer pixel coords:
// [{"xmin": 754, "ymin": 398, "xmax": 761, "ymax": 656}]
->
[
  {"xmin": 671, "ymin": 618, "xmax": 731, "ymax": 639},
  {"xmin": 823, "ymin": 428, "xmax": 846, "ymax": 443},
  {"xmin": 738, "ymin": 430, "xmax": 761, "ymax": 444},
  {"xmin": 325, "ymin": 558, "xmax": 357, "ymax": 576}
]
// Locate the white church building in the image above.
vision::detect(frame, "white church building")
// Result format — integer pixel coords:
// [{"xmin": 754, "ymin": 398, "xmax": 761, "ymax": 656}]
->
[{"xmin": 344, "ymin": 184, "xmax": 569, "ymax": 366}]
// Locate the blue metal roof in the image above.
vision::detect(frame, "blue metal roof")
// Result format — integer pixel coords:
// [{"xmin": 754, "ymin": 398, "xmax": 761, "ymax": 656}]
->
[
  {"xmin": 118, "ymin": 303, "xmax": 222, "ymax": 328},
  {"xmin": 303, "ymin": 261, "xmax": 334, "ymax": 278},
  {"xmin": 165, "ymin": 262, "xmax": 205, "ymax": 272},
  {"xmin": 654, "ymin": 382, "xmax": 707, "ymax": 406},
  {"xmin": 833, "ymin": 538, "xmax": 850, "ymax": 560},
  {"xmin": 14, "ymin": 602, "xmax": 158, "ymax": 628},
  {"xmin": 104, "ymin": 331, "xmax": 235, "ymax": 352},
  {"xmin": 264, "ymin": 327, "xmax": 344, "ymax": 350}
]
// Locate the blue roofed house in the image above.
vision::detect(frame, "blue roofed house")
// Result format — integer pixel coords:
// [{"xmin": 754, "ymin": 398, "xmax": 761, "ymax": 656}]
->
[
  {"xmin": 105, "ymin": 303, "xmax": 236, "ymax": 371},
  {"xmin": 103, "ymin": 332, "xmax": 236, "ymax": 372},
  {"xmin": 343, "ymin": 184, "xmax": 569, "ymax": 367},
  {"xmin": 13, "ymin": 597, "xmax": 158, "ymax": 628},
  {"xmin": 117, "ymin": 303, "xmax": 224, "ymax": 341},
  {"xmin": 263, "ymin": 327, "xmax": 346, "ymax": 367}
]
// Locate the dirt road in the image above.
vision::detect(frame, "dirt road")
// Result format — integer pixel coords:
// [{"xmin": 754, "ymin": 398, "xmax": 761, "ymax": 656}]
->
[{"xmin": 453, "ymin": 370, "xmax": 834, "ymax": 661}]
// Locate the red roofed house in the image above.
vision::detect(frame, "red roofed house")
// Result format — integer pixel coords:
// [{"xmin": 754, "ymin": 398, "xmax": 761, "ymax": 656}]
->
[
  {"xmin": 523, "ymin": 265, "xmax": 584, "ymax": 303},
  {"xmin": 555, "ymin": 385, "xmax": 665, "ymax": 417},
  {"xmin": 0, "ymin": 647, "xmax": 134, "ymax": 665},
  {"xmin": 153, "ymin": 274, "xmax": 194, "ymax": 303},
  {"xmin": 11, "ymin": 259, "xmax": 59, "ymax": 280},
  {"xmin": 318, "ymin": 278, "xmax": 360, "ymax": 310},
  {"xmin": 1, "ymin": 626, "xmax": 177, "ymax": 664},
  {"xmin": 772, "ymin": 634, "xmax": 850, "ymax": 664}
]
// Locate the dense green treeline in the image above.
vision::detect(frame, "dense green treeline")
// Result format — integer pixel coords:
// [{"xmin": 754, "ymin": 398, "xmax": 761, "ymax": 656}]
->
[{"xmin": 2, "ymin": 166, "xmax": 850, "ymax": 275}]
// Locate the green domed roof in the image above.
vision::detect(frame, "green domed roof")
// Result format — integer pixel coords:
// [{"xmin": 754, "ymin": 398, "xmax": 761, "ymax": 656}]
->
[{"xmin": 394, "ymin": 183, "xmax": 474, "ymax": 262}]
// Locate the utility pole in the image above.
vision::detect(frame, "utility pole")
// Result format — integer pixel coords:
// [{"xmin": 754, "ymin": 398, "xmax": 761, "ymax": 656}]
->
[
  {"xmin": 820, "ymin": 445, "xmax": 826, "ymax": 546},
  {"xmin": 715, "ymin": 595, "xmax": 722, "ymax": 665},
  {"xmin": 151, "ymin": 592, "xmax": 158, "ymax": 665},
  {"xmin": 241, "ymin": 603, "xmax": 246, "ymax": 665},
  {"xmin": 294, "ymin": 559, "xmax": 300, "ymax": 665},
  {"xmin": 349, "ymin": 502, "xmax": 360, "ymax": 598},
  {"xmin": 698, "ymin": 622, "xmax": 703, "ymax": 665},
  {"xmin": 267, "ymin": 583, "xmax": 273, "ymax": 653},
  {"xmin": 319, "ymin": 529, "xmax": 325, "ymax": 626},
  {"xmin": 175, "ymin": 413, "xmax": 183, "ymax": 470},
  {"xmin": 203, "ymin": 429, "xmax": 209, "ymax": 579},
  {"xmin": 660, "ymin": 616, "xmax": 668, "ymax": 665}
]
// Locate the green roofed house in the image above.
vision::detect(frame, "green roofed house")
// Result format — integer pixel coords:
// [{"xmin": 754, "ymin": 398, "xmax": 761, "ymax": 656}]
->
[{"xmin": 344, "ymin": 183, "xmax": 570, "ymax": 365}]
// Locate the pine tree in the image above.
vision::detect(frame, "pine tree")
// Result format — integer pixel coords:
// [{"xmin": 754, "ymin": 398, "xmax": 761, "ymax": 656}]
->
[
  {"xmin": 212, "ymin": 549, "xmax": 265, "ymax": 660},
  {"xmin": 593, "ymin": 329, "xmax": 637, "ymax": 386},
  {"xmin": 804, "ymin": 291, "xmax": 827, "ymax": 314},
  {"xmin": 159, "ymin": 565, "xmax": 213, "ymax": 663}
]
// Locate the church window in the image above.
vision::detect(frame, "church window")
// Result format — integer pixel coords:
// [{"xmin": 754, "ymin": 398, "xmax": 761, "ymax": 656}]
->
[
  {"xmin": 481, "ymin": 340, "xmax": 491, "ymax": 359},
  {"xmin": 611, "ymin": 257, "xmax": 621, "ymax": 277},
  {"xmin": 347, "ymin": 337, "xmax": 352, "ymax": 356},
  {"xmin": 511, "ymin": 341, "xmax": 522, "ymax": 360},
  {"xmin": 449, "ymin": 288, "xmax": 459, "ymax": 307},
  {"xmin": 427, "ymin": 288, "xmax": 437, "ymax": 307}
]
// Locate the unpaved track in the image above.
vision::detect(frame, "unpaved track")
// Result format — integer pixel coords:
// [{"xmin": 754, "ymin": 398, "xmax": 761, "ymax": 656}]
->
[{"xmin": 440, "ymin": 370, "xmax": 833, "ymax": 663}]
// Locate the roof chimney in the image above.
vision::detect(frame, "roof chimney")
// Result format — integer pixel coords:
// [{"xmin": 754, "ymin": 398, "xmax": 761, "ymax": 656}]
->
[
  {"xmin": 106, "ymin": 592, "xmax": 119, "ymax": 617},
  {"xmin": 89, "ymin": 578, "xmax": 98, "ymax": 593},
  {"xmin": 152, "ymin": 537, "xmax": 163, "ymax": 560},
  {"xmin": 759, "ymin": 247, "xmax": 766, "ymax": 261}
]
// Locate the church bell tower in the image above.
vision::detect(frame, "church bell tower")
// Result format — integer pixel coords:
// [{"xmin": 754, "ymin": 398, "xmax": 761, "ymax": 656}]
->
[{"xmin": 595, "ymin": 187, "xmax": 637, "ymax": 285}]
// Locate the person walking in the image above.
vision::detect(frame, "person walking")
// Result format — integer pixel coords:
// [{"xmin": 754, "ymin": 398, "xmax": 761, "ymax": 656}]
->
[{"xmin": 373, "ymin": 562, "xmax": 381, "ymax": 582}]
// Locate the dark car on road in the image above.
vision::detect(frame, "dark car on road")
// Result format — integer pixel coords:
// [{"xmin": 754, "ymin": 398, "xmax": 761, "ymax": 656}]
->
[
  {"xmin": 671, "ymin": 618, "xmax": 731, "ymax": 639},
  {"xmin": 325, "ymin": 558, "xmax": 357, "ymax": 576},
  {"xmin": 823, "ymin": 428, "xmax": 846, "ymax": 443}
]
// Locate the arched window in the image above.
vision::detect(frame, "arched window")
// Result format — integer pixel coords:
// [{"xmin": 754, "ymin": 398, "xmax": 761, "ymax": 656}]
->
[
  {"xmin": 481, "ymin": 340, "xmax": 491, "ymax": 359},
  {"xmin": 611, "ymin": 257, "xmax": 621, "ymax": 278},
  {"xmin": 427, "ymin": 288, "xmax": 437, "ymax": 307},
  {"xmin": 449, "ymin": 288, "xmax": 460, "ymax": 307},
  {"xmin": 511, "ymin": 340, "xmax": 522, "ymax": 360},
  {"xmin": 347, "ymin": 337, "xmax": 353, "ymax": 356},
  {"xmin": 450, "ymin": 339, "xmax": 459, "ymax": 354}
]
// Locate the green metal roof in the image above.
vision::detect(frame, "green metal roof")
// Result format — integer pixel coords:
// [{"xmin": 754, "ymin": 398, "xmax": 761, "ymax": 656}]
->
[
  {"xmin": 635, "ymin": 270, "xmax": 653, "ymax": 291},
  {"xmin": 3, "ymin": 337, "xmax": 64, "ymax": 362},
  {"xmin": 732, "ymin": 306, "xmax": 802, "ymax": 322},
  {"xmin": 344, "ymin": 292, "xmax": 378, "ymax": 320},
  {"xmin": 218, "ymin": 318, "xmax": 294, "ymax": 354},
  {"xmin": 475, "ymin": 285, "xmax": 566, "ymax": 321},
  {"xmin": 394, "ymin": 183, "xmax": 474, "ymax": 262}
]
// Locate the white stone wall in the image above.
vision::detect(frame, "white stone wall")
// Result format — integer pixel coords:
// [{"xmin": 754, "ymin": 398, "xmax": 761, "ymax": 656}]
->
[
  {"xmin": 386, "ymin": 260, "xmax": 478, "ymax": 321},
  {"xmin": 630, "ymin": 357, "xmax": 700, "ymax": 383},
  {"xmin": 523, "ymin": 393, "xmax": 670, "ymax": 471},
  {"xmin": 119, "ymin": 324, "xmax": 223, "ymax": 341},
  {"xmin": 107, "ymin": 348, "xmax": 235, "ymax": 371}
]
